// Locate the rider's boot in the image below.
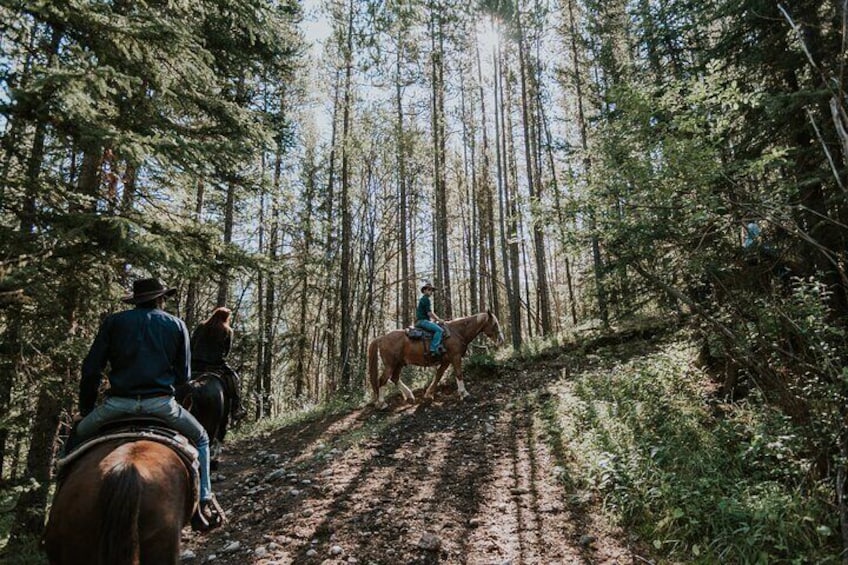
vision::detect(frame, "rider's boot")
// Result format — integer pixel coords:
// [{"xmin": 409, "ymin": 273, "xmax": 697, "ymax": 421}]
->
[{"xmin": 191, "ymin": 494, "xmax": 226, "ymax": 532}]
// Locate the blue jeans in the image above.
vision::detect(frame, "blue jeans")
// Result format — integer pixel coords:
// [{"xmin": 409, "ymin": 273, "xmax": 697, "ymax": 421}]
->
[
  {"xmin": 415, "ymin": 320, "xmax": 443, "ymax": 353},
  {"xmin": 76, "ymin": 395, "xmax": 212, "ymax": 500}
]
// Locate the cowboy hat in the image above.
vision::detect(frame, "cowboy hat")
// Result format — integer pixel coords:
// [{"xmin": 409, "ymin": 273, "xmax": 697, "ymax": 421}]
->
[
  {"xmin": 421, "ymin": 282, "xmax": 438, "ymax": 292},
  {"xmin": 122, "ymin": 278, "xmax": 177, "ymax": 304}
]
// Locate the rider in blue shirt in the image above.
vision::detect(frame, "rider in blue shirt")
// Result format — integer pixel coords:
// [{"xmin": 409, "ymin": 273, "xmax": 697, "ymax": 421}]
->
[
  {"xmin": 74, "ymin": 278, "xmax": 224, "ymax": 531},
  {"xmin": 415, "ymin": 282, "xmax": 445, "ymax": 356},
  {"xmin": 743, "ymin": 221, "xmax": 761, "ymax": 249}
]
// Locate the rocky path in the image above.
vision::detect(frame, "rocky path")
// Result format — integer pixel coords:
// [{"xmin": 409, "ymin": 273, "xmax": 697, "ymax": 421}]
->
[{"xmin": 181, "ymin": 362, "xmax": 646, "ymax": 564}]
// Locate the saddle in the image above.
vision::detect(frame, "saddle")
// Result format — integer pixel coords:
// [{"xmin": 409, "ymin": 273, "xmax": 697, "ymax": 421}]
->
[
  {"xmin": 56, "ymin": 416, "xmax": 201, "ymax": 516},
  {"xmin": 178, "ymin": 371, "xmax": 228, "ymax": 401},
  {"xmin": 405, "ymin": 324, "xmax": 451, "ymax": 341}
]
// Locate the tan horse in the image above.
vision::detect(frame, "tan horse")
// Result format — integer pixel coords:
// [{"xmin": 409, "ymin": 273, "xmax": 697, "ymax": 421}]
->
[{"xmin": 367, "ymin": 311, "xmax": 504, "ymax": 409}]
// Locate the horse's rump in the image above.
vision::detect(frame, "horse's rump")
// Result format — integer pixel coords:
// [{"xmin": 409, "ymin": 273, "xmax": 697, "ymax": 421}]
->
[
  {"xmin": 45, "ymin": 439, "xmax": 193, "ymax": 565},
  {"xmin": 181, "ymin": 373, "xmax": 227, "ymax": 443},
  {"xmin": 56, "ymin": 420, "xmax": 200, "ymax": 504}
]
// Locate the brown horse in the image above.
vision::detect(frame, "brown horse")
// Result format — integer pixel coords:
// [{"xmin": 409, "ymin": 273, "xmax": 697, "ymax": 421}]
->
[
  {"xmin": 180, "ymin": 373, "xmax": 227, "ymax": 466},
  {"xmin": 367, "ymin": 311, "xmax": 504, "ymax": 409},
  {"xmin": 44, "ymin": 439, "xmax": 194, "ymax": 565}
]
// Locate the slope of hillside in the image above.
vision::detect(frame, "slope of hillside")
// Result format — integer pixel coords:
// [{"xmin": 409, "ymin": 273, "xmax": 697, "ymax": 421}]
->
[
  {"xmin": 182, "ymin": 335, "xmax": 655, "ymax": 564},
  {"xmin": 183, "ymin": 323, "xmax": 839, "ymax": 564}
]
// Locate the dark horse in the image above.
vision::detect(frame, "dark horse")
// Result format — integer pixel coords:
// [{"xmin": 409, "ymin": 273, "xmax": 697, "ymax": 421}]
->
[
  {"xmin": 44, "ymin": 439, "xmax": 194, "ymax": 564},
  {"xmin": 179, "ymin": 373, "xmax": 228, "ymax": 466},
  {"xmin": 367, "ymin": 311, "xmax": 504, "ymax": 409}
]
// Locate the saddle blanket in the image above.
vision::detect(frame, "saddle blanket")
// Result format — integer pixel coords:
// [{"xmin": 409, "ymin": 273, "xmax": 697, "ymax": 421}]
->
[{"xmin": 56, "ymin": 421, "xmax": 201, "ymax": 512}]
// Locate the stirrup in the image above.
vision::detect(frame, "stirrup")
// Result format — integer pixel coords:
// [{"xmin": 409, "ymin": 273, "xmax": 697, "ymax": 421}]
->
[{"xmin": 191, "ymin": 495, "xmax": 227, "ymax": 532}]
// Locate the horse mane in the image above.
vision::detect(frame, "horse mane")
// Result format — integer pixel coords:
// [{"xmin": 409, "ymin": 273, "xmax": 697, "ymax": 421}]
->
[{"xmin": 446, "ymin": 312, "xmax": 488, "ymax": 336}]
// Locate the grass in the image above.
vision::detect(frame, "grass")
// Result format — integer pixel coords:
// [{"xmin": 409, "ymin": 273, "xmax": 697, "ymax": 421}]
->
[
  {"xmin": 536, "ymin": 332, "xmax": 840, "ymax": 563},
  {"xmin": 4, "ymin": 321, "xmax": 840, "ymax": 564}
]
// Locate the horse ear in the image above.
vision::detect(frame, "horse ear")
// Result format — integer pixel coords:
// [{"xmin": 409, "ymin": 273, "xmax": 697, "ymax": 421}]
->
[{"xmin": 486, "ymin": 309, "xmax": 492, "ymax": 316}]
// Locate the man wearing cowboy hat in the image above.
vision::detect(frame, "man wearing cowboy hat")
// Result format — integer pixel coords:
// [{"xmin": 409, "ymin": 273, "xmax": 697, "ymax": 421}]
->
[
  {"xmin": 74, "ymin": 277, "xmax": 224, "ymax": 531},
  {"xmin": 415, "ymin": 282, "xmax": 445, "ymax": 357}
]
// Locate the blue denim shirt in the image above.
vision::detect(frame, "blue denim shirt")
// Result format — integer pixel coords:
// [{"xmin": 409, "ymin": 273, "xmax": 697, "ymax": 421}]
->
[{"xmin": 79, "ymin": 306, "xmax": 191, "ymax": 415}]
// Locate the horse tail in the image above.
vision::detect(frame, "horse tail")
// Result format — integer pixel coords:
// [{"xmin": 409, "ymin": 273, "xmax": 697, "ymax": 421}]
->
[
  {"xmin": 97, "ymin": 461, "xmax": 141, "ymax": 565},
  {"xmin": 191, "ymin": 374, "xmax": 225, "ymax": 442},
  {"xmin": 367, "ymin": 337, "xmax": 380, "ymax": 401}
]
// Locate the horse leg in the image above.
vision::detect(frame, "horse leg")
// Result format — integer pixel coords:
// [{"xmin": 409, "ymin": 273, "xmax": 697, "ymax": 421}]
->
[
  {"xmin": 369, "ymin": 378, "xmax": 380, "ymax": 407},
  {"xmin": 453, "ymin": 358, "xmax": 470, "ymax": 400},
  {"xmin": 210, "ymin": 439, "xmax": 222, "ymax": 471},
  {"xmin": 140, "ymin": 529, "xmax": 181, "ymax": 565},
  {"xmin": 375, "ymin": 365, "xmax": 394, "ymax": 410},
  {"xmin": 424, "ymin": 363, "xmax": 450, "ymax": 400},
  {"xmin": 391, "ymin": 367, "xmax": 415, "ymax": 404}
]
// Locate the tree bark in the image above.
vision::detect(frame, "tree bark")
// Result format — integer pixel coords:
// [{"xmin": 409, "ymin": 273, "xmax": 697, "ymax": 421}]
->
[
  {"xmin": 430, "ymin": 2, "xmax": 453, "ymax": 318},
  {"xmin": 185, "ymin": 180, "xmax": 205, "ymax": 331},
  {"xmin": 494, "ymin": 41, "xmax": 522, "ymax": 348},
  {"xmin": 516, "ymin": 4, "xmax": 552, "ymax": 335},
  {"xmin": 338, "ymin": 0, "xmax": 355, "ymax": 390},
  {"xmin": 477, "ymin": 42, "xmax": 500, "ymax": 317},
  {"xmin": 396, "ymin": 46, "xmax": 412, "ymax": 327},
  {"xmin": 566, "ymin": 0, "xmax": 607, "ymax": 326},
  {"xmin": 217, "ymin": 180, "xmax": 235, "ymax": 307}
]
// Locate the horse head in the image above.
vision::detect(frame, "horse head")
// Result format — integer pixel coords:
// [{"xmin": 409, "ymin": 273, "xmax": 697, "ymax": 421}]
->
[{"xmin": 484, "ymin": 310, "xmax": 505, "ymax": 346}]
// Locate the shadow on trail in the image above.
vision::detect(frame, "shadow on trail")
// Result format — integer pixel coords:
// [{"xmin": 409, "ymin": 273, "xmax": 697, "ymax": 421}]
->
[
  {"xmin": 292, "ymin": 387, "xmax": 507, "ymax": 564},
  {"xmin": 193, "ymin": 330, "xmax": 669, "ymax": 564}
]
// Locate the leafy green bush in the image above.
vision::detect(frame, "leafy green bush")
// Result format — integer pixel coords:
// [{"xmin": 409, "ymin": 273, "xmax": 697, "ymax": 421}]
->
[
  {"xmin": 464, "ymin": 352, "xmax": 500, "ymax": 380},
  {"xmin": 547, "ymin": 338, "xmax": 839, "ymax": 563}
]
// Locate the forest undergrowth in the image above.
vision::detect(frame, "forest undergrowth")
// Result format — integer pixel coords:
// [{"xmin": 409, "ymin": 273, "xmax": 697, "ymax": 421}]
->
[
  {"xmin": 526, "ymin": 322, "xmax": 839, "ymax": 563},
  {"xmin": 2, "ymin": 320, "xmax": 840, "ymax": 564}
]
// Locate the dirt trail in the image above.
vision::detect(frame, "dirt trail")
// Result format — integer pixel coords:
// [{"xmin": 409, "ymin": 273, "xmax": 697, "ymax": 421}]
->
[{"xmin": 183, "ymin": 360, "xmax": 646, "ymax": 564}]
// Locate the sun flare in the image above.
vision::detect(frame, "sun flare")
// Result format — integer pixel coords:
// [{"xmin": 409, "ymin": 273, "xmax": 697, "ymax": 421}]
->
[{"xmin": 476, "ymin": 21, "xmax": 500, "ymax": 54}]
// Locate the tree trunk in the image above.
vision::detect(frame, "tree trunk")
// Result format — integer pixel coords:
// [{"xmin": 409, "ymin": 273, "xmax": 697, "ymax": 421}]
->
[
  {"xmin": 217, "ymin": 180, "xmax": 235, "ymax": 307},
  {"xmin": 185, "ymin": 180, "xmax": 205, "ymax": 331},
  {"xmin": 262, "ymin": 199, "xmax": 277, "ymax": 416},
  {"xmin": 338, "ymin": 0, "xmax": 355, "ymax": 390},
  {"xmin": 501, "ymin": 48, "xmax": 523, "ymax": 348},
  {"xmin": 395, "ymin": 47, "xmax": 412, "ymax": 327},
  {"xmin": 255, "ymin": 189, "xmax": 266, "ymax": 415},
  {"xmin": 429, "ymin": 3, "xmax": 453, "ymax": 318},
  {"xmin": 516, "ymin": 4, "xmax": 552, "ymax": 335},
  {"xmin": 477, "ymin": 42, "xmax": 500, "ymax": 317},
  {"xmin": 460, "ymin": 68, "xmax": 479, "ymax": 315},
  {"xmin": 494, "ymin": 41, "xmax": 521, "ymax": 348},
  {"xmin": 7, "ymin": 380, "xmax": 61, "ymax": 546},
  {"xmin": 295, "ymin": 141, "xmax": 318, "ymax": 400},
  {"xmin": 0, "ymin": 317, "xmax": 21, "ymax": 482},
  {"xmin": 566, "ymin": 0, "xmax": 607, "ymax": 326}
]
